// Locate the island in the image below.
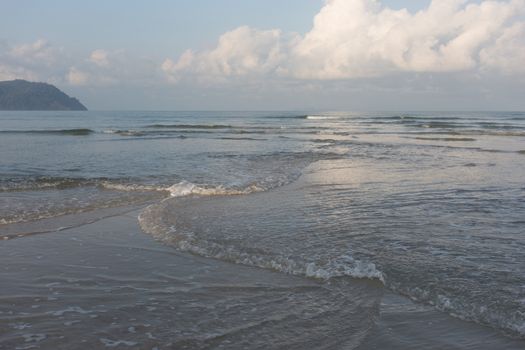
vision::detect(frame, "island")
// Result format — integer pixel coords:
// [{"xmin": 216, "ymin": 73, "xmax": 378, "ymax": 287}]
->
[{"xmin": 0, "ymin": 79, "xmax": 87, "ymax": 111}]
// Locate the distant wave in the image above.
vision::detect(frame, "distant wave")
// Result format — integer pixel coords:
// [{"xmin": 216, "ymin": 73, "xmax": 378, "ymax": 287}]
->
[
  {"xmin": 103, "ymin": 129, "xmax": 146, "ymax": 136},
  {"xmin": 146, "ymin": 124, "xmax": 232, "ymax": 129},
  {"xmin": 410, "ymin": 137, "xmax": 477, "ymax": 142},
  {"xmin": 306, "ymin": 115, "xmax": 343, "ymax": 120},
  {"xmin": 263, "ymin": 115, "xmax": 309, "ymax": 119},
  {"xmin": 219, "ymin": 137, "xmax": 267, "ymax": 141},
  {"xmin": 0, "ymin": 128, "xmax": 94, "ymax": 135}
]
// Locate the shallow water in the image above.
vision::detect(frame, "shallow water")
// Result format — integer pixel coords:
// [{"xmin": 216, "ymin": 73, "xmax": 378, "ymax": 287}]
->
[
  {"xmin": 1, "ymin": 208, "xmax": 523, "ymax": 349},
  {"xmin": 1, "ymin": 110, "xmax": 525, "ymax": 340}
]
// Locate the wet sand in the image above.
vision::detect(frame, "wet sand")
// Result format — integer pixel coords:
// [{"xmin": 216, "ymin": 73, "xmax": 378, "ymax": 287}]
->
[{"xmin": 1, "ymin": 207, "xmax": 523, "ymax": 349}]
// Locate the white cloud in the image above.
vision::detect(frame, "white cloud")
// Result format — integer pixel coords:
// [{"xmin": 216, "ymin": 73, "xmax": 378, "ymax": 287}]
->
[
  {"xmin": 479, "ymin": 22, "xmax": 525, "ymax": 73},
  {"xmin": 0, "ymin": 63, "xmax": 37, "ymax": 81},
  {"xmin": 163, "ymin": 0, "xmax": 525, "ymax": 82},
  {"xmin": 161, "ymin": 50, "xmax": 194, "ymax": 82},
  {"xmin": 89, "ymin": 49, "xmax": 110, "ymax": 67},
  {"xmin": 162, "ymin": 26, "xmax": 285, "ymax": 82},
  {"xmin": 67, "ymin": 67, "xmax": 89, "ymax": 85},
  {"xmin": 0, "ymin": 39, "xmax": 65, "ymax": 82},
  {"xmin": 66, "ymin": 64, "xmax": 120, "ymax": 86},
  {"xmin": 9, "ymin": 39, "xmax": 57, "ymax": 65},
  {"xmin": 65, "ymin": 49, "xmax": 159, "ymax": 87},
  {"xmin": 0, "ymin": 40, "xmax": 144, "ymax": 86},
  {"xmin": 290, "ymin": 0, "xmax": 525, "ymax": 79}
]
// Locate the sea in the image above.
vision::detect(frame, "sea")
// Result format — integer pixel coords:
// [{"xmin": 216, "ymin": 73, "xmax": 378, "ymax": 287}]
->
[{"xmin": 1, "ymin": 110, "xmax": 524, "ymax": 342}]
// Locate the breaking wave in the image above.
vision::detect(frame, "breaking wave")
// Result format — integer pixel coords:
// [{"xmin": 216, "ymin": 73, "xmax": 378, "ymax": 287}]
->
[
  {"xmin": 306, "ymin": 115, "xmax": 343, "ymax": 120},
  {"xmin": 145, "ymin": 124, "xmax": 232, "ymax": 129},
  {"xmin": 101, "ymin": 180, "xmax": 263, "ymax": 197},
  {"xmin": 0, "ymin": 128, "xmax": 94, "ymax": 135},
  {"xmin": 138, "ymin": 200, "xmax": 385, "ymax": 283}
]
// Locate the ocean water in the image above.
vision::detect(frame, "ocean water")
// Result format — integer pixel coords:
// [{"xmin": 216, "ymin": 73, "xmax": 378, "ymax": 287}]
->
[{"xmin": 1, "ymin": 110, "xmax": 525, "ymax": 339}]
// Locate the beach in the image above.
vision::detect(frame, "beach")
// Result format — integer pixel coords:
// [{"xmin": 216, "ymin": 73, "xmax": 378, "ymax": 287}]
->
[
  {"xmin": 0, "ymin": 203, "xmax": 523, "ymax": 349},
  {"xmin": 3, "ymin": 0, "xmax": 525, "ymax": 347}
]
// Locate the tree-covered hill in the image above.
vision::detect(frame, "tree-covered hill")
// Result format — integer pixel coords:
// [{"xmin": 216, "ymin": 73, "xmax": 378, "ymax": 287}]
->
[{"xmin": 0, "ymin": 80, "xmax": 87, "ymax": 111}]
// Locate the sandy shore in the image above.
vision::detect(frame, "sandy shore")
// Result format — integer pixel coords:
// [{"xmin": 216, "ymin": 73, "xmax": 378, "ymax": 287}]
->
[{"xmin": 1, "ymin": 206, "xmax": 523, "ymax": 349}]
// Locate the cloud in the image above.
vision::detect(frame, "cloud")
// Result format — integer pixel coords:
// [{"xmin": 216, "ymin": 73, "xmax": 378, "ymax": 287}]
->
[
  {"xmin": 67, "ymin": 49, "xmax": 116, "ymax": 85},
  {"xmin": 65, "ymin": 49, "xmax": 160, "ymax": 87},
  {"xmin": 479, "ymin": 22, "xmax": 525, "ymax": 73},
  {"xmin": 89, "ymin": 49, "xmax": 110, "ymax": 67},
  {"xmin": 163, "ymin": 0, "xmax": 525, "ymax": 82},
  {"xmin": 162, "ymin": 26, "xmax": 285, "ymax": 83},
  {"xmin": 66, "ymin": 64, "xmax": 117, "ymax": 86},
  {"xmin": 161, "ymin": 51, "xmax": 193, "ymax": 83},
  {"xmin": 0, "ymin": 39, "xmax": 67, "ymax": 82},
  {"xmin": 9, "ymin": 39, "xmax": 57, "ymax": 65},
  {"xmin": 0, "ymin": 63, "xmax": 37, "ymax": 81},
  {"xmin": 0, "ymin": 40, "xmax": 151, "ymax": 87},
  {"xmin": 290, "ymin": 0, "xmax": 525, "ymax": 79},
  {"xmin": 67, "ymin": 67, "xmax": 89, "ymax": 85}
]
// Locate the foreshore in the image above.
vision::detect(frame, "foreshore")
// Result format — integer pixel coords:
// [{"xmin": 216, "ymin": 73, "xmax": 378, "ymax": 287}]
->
[{"xmin": 1, "ymin": 205, "xmax": 523, "ymax": 349}]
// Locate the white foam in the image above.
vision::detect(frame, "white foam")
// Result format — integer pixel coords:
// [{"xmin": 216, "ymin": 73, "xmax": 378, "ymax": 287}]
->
[
  {"xmin": 47, "ymin": 306, "xmax": 92, "ymax": 316},
  {"xmin": 99, "ymin": 338, "xmax": 138, "ymax": 347},
  {"xmin": 100, "ymin": 182, "xmax": 159, "ymax": 192},
  {"xmin": 101, "ymin": 180, "xmax": 262, "ymax": 198},
  {"xmin": 22, "ymin": 334, "xmax": 46, "ymax": 343},
  {"xmin": 306, "ymin": 115, "xmax": 341, "ymax": 120},
  {"xmin": 9, "ymin": 323, "xmax": 32, "ymax": 330},
  {"xmin": 102, "ymin": 129, "xmax": 143, "ymax": 136},
  {"xmin": 167, "ymin": 181, "xmax": 262, "ymax": 197}
]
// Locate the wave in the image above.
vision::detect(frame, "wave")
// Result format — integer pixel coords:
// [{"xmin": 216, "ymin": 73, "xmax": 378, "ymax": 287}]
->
[
  {"xmin": 409, "ymin": 137, "xmax": 477, "ymax": 142},
  {"xmin": 96, "ymin": 128, "xmax": 331, "ymax": 142},
  {"xmin": 374, "ymin": 115, "xmax": 467, "ymax": 121},
  {"xmin": 101, "ymin": 180, "xmax": 263, "ymax": 197},
  {"xmin": 266, "ymin": 114, "xmax": 351, "ymax": 120},
  {"xmin": 306, "ymin": 115, "xmax": 343, "ymax": 120},
  {"xmin": 453, "ymin": 130, "xmax": 525, "ymax": 137},
  {"xmin": 0, "ymin": 177, "xmax": 95, "ymax": 192},
  {"xmin": 146, "ymin": 124, "xmax": 232, "ymax": 129},
  {"xmin": 0, "ymin": 192, "xmax": 160, "ymax": 226},
  {"xmin": 394, "ymin": 129, "xmax": 525, "ymax": 138},
  {"xmin": 136, "ymin": 185, "xmax": 525, "ymax": 339},
  {"xmin": 0, "ymin": 179, "xmax": 260, "ymax": 225},
  {"xmin": 420, "ymin": 122, "xmax": 468, "ymax": 129},
  {"xmin": 263, "ymin": 115, "xmax": 308, "ymax": 119},
  {"xmin": 0, "ymin": 128, "xmax": 94, "ymax": 135},
  {"xmin": 219, "ymin": 137, "xmax": 267, "ymax": 141},
  {"xmin": 168, "ymin": 181, "xmax": 263, "ymax": 197},
  {"xmin": 103, "ymin": 129, "xmax": 146, "ymax": 136},
  {"xmin": 0, "ymin": 177, "xmax": 183, "ymax": 194},
  {"xmin": 138, "ymin": 200, "xmax": 384, "ymax": 283}
]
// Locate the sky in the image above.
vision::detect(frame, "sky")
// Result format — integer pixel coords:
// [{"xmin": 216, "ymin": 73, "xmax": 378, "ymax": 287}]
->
[{"xmin": 1, "ymin": 0, "xmax": 524, "ymax": 110}]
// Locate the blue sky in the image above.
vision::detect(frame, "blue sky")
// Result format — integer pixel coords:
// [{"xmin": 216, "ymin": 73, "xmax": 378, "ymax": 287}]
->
[
  {"xmin": 2, "ymin": 1, "xmax": 320, "ymax": 56},
  {"xmin": 1, "ymin": 0, "xmax": 524, "ymax": 110},
  {"xmin": 3, "ymin": 1, "xmax": 426, "ymax": 55}
]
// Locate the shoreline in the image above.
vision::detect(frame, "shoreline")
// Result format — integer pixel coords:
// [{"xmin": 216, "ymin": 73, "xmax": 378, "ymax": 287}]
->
[{"xmin": 1, "ymin": 205, "xmax": 524, "ymax": 349}]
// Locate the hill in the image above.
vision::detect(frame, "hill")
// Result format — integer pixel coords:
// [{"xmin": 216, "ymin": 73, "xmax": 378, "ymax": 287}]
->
[{"xmin": 0, "ymin": 80, "xmax": 87, "ymax": 111}]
